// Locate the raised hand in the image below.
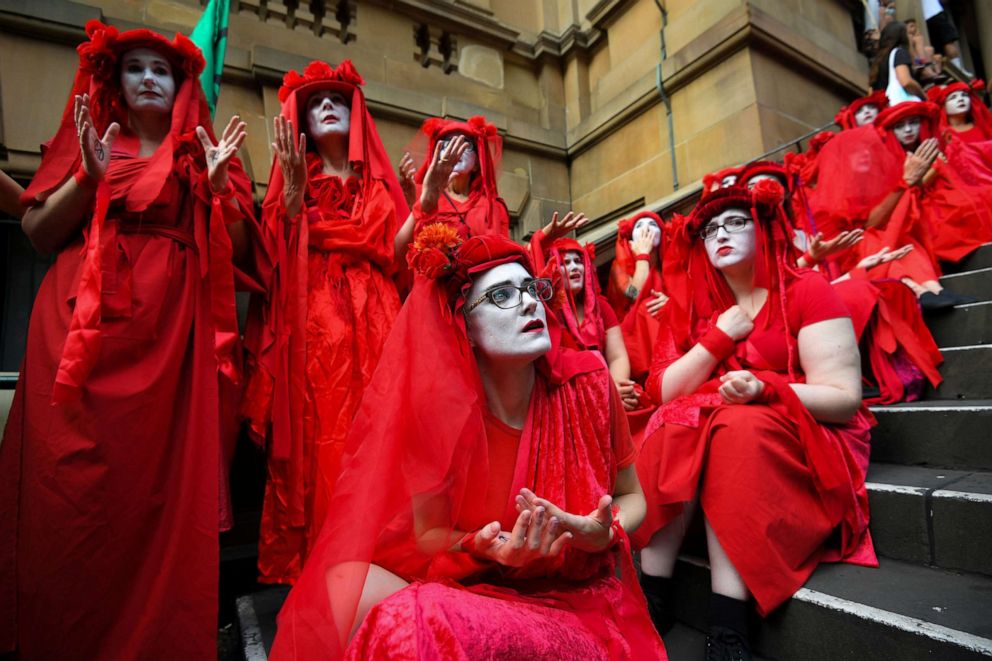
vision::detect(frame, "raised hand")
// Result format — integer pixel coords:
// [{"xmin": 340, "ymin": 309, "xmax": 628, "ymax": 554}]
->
[
  {"xmin": 469, "ymin": 506, "xmax": 571, "ymax": 568},
  {"xmin": 74, "ymin": 94, "xmax": 119, "ymax": 183},
  {"xmin": 540, "ymin": 210, "xmax": 590, "ymax": 243},
  {"xmin": 856, "ymin": 243, "xmax": 913, "ymax": 270},
  {"xmin": 715, "ymin": 305, "xmax": 754, "ymax": 341},
  {"xmin": 398, "ymin": 152, "xmax": 417, "ymax": 208},
  {"xmin": 516, "ymin": 489, "xmax": 615, "ymax": 553},
  {"xmin": 903, "ymin": 138, "xmax": 940, "ymax": 187},
  {"xmin": 420, "ymin": 135, "xmax": 469, "ymax": 212},
  {"xmin": 806, "ymin": 229, "xmax": 864, "ymax": 263},
  {"xmin": 196, "ymin": 114, "xmax": 247, "ymax": 194},
  {"xmin": 272, "ymin": 115, "xmax": 307, "ymax": 217},
  {"xmin": 645, "ymin": 290, "xmax": 669, "ymax": 317},
  {"xmin": 718, "ymin": 369, "xmax": 765, "ymax": 404},
  {"xmin": 632, "ymin": 225, "xmax": 655, "ymax": 256}
]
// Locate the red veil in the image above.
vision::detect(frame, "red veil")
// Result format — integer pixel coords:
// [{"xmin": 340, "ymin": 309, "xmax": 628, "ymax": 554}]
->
[
  {"xmin": 19, "ymin": 20, "xmax": 257, "ymax": 403},
  {"xmin": 834, "ymin": 90, "xmax": 889, "ymax": 130},
  {"xmin": 410, "ymin": 115, "xmax": 509, "ymax": 237},
  {"xmin": 535, "ymin": 237, "xmax": 609, "ymax": 350},
  {"xmin": 271, "ymin": 230, "xmax": 665, "ymax": 659}
]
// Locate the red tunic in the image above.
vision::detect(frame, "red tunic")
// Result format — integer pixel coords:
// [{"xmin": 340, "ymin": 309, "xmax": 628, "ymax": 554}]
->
[
  {"xmin": 243, "ymin": 155, "xmax": 401, "ymax": 584},
  {"xmin": 633, "ymin": 273, "xmax": 876, "ymax": 616},
  {"xmin": 0, "ymin": 139, "xmax": 263, "ymax": 659}
]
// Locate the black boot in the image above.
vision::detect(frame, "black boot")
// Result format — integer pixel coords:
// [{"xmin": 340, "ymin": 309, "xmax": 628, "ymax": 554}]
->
[
  {"xmin": 705, "ymin": 593, "xmax": 751, "ymax": 660},
  {"xmin": 639, "ymin": 573, "xmax": 675, "ymax": 636}
]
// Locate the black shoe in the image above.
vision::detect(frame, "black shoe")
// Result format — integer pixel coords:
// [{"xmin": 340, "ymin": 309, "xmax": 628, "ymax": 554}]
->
[
  {"xmin": 639, "ymin": 574, "xmax": 675, "ymax": 636},
  {"xmin": 944, "ymin": 291, "xmax": 977, "ymax": 306},
  {"xmin": 705, "ymin": 626, "xmax": 752, "ymax": 661},
  {"xmin": 919, "ymin": 291, "xmax": 956, "ymax": 313}
]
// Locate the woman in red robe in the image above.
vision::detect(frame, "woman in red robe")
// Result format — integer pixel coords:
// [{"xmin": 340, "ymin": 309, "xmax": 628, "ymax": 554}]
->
[
  {"xmin": 270, "ymin": 229, "xmax": 666, "ymax": 660},
  {"xmin": 0, "ymin": 21, "xmax": 267, "ymax": 659},
  {"xmin": 241, "ymin": 60, "xmax": 408, "ymax": 585},
  {"xmin": 929, "ymin": 80, "xmax": 992, "ymax": 188},
  {"xmin": 834, "ymin": 90, "xmax": 889, "ymax": 130},
  {"xmin": 633, "ymin": 181, "xmax": 875, "ymax": 659},
  {"xmin": 395, "ymin": 115, "xmax": 509, "ymax": 245}
]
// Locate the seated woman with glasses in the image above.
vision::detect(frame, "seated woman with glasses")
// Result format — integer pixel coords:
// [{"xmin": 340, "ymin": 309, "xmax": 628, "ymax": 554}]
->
[
  {"xmin": 270, "ymin": 227, "xmax": 667, "ymax": 660},
  {"xmin": 632, "ymin": 180, "xmax": 875, "ymax": 660},
  {"xmin": 394, "ymin": 116, "xmax": 510, "ymax": 258}
]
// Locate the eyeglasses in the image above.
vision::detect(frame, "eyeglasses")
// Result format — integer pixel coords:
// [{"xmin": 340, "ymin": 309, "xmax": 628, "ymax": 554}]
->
[
  {"xmin": 699, "ymin": 217, "xmax": 751, "ymax": 241},
  {"xmin": 464, "ymin": 278, "xmax": 554, "ymax": 314}
]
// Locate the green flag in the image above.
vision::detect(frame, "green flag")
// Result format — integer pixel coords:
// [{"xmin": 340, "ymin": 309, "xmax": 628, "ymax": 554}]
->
[{"xmin": 189, "ymin": 0, "xmax": 230, "ymax": 117}]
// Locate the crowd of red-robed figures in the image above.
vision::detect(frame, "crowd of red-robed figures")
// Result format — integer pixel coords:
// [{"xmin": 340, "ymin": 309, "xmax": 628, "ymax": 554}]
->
[{"xmin": 2, "ymin": 22, "xmax": 992, "ymax": 661}]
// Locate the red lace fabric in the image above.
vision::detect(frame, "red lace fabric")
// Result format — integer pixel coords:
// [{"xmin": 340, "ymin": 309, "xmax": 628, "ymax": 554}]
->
[
  {"xmin": 0, "ymin": 22, "xmax": 268, "ymax": 659},
  {"xmin": 632, "ymin": 188, "xmax": 876, "ymax": 616},
  {"xmin": 270, "ymin": 235, "xmax": 666, "ymax": 660},
  {"xmin": 241, "ymin": 61, "xmax": 404, "ymax": 585}
]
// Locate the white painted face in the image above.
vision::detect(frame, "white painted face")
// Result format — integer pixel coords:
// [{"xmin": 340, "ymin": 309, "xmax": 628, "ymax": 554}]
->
[
  {"xmin": 854, "ymin": 103, "xmax": 880, "ymax": 126},
  {"xmin": 119, "ymin": 47, "xmax": 176, "ymax": 116},
  {"xmin": 702, "ymin": 207, "xmax": 757, "ymax": 271},
  {"xmin": 721, "ymin": 174, "xmax": 738, "ymax": 188},
  {"xmin": 440, "ymin": 132, "xmax": 479, "ymax": 176},
  {"xmin": 559, "ymin": 250, "xmax": 586, "ymax": 294},
  {"xmin": 945, "ymin": 90, "xmax": 971, "ymax": 117},
  {"xmin": 306, "ymin": 89, "xmax": 351, "ymax": 141},
  {"xmin": 465, "ymin": 262, "xmax": 551, "ymax": 363},
  {"xmin": 746, "ymin": 173, "xmax": 783, "ymax": 190},
  {"xmin": 848, "ymin": 146, "xmax": 873, "ymax": 174},
  {"xmin": 893, "ymin": 117, "xmax": 922, "ymax": 148},
  {"xmin": 632, "ymin": 217, "xmax": 662, "ymax": 249}
]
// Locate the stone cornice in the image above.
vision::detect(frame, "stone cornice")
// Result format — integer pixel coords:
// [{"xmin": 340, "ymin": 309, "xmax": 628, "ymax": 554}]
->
[{"xmin": 0, "ymin": 0, "xmax": 99, "ymax": 45}]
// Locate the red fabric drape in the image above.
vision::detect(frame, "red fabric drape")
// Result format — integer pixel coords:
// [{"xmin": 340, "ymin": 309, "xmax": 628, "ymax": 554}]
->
[
  {"xmin": 1, "ymin": 21, "xmax": 268, "ymax": 659},
  {"xmin": 240, "ymin": 60, "xmax": 405, "ymax": 584}
]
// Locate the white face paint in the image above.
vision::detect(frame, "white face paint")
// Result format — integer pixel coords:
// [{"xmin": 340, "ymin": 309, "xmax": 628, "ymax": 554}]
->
[
  {"xmin": 746, "ymin": 173, "xmax": 784, "ymax": 191},
  {"xmin": 945, "ymin": 90, "xmax": 971, "ymax": 117},
  {"xmin": 306, "ymin": 89, "xmax": 351, "ymax": 141},
  {"xmin": 702, "ymin": 207, "xmax": 757, "ymax": 271},
  {"xmin": 849, "ymin": 147, "xmax": 873, "ymax": 174},
  {"xmin": 440, "ymin": 132, "xmax": 479, "ymax": 176},
  {"xmin": 465, "ymin": 262, "xmax": 551, "ymax": 363},
  {"xmin": 120, "ymin": 47, "xmax": 176, "ymax": 116},
  {"xmin": 632, "ymin": 217, "xmax": 662, "ymax": 249},
  {"xmin": 721, "ymin": 174, "xmax": 738, "ymax": 188},
  {"xmin": 854, "ymin": 103, "xmax": 880, "ymax": 126},
  {"xmin": 893, "ymin": 117, "xmax": 922, "ymax": 148},
  {"xmin": 559, "ymin": 250, "xmax": 586, "ymax": 294}
]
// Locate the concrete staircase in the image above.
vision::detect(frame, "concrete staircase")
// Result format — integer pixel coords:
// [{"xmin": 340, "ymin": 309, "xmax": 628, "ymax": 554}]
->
[
  {"xmin": 234, "ymin": 244, "xmax": 992, "ymax": 660},
  {"xmin": 664, "ymin": 243, "xmax": 992, "ymax": 660}
]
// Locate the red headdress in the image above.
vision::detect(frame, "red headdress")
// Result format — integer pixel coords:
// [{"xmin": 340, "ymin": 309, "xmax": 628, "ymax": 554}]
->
[
  {"xmin": 21, "ymin": 20, "xmax": 253, "ymax": 402},
  {"xmin": 701, "ymin": 165, "xmax": 744, "ymax": 197},
  {"xmin": 664, "ymin": 181, "xmax": 803, "ymax": 378},
  {"xmin": 834, "ymin": 91, "xmax": 889, "ymax": 130},
  {"xmin": 270, "ymin": 231, "xmax": 617, "ymax": 659},
  {"xmin": 607, "ymin": 210, "xmax": 665, "ymax": 315},
  {"xmin": 544, "ymin": 237, "xmax": 610, "ymax": 350},
  {"xmin": 410, "ymin": 115, "xmax": 508, "ymax": 237},
  {"xmin": 875, "ymin": 101, "xmax": 940, "ymax": 158},
  {"xmin": 927, "ymin": 80, "xmax": 992, "ymax": 141}
]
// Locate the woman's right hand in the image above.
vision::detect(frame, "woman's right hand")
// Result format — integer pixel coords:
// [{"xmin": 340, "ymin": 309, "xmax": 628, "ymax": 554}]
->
[
  {"xmin": 903, "ymin": 138, "xmax": 940, "ymax": 187},
  {"xmin": 540, "ymin": 210, "xmax": 589, "ymax": 243},
  {"xmin": 272, "ymin": 115, "xmax": 307, "ymax": 218},
  {"xmin": 470, "ymin": 507, "xmax": 571, "ymax": 568},
  {"xmin": 632, "ymin": 225, "xmax": 654, "ymax": 256},
  {"xmin": 420, "ymin": 135, "xmax": 469, "ymax": 212},
  {"xmin": 75, "ymin": 94, "xmax": 119, "ymax": 183},
  {"xmin": 715, "ymin": 305, "xmax": 753, "ymax": 341},
  {"xmin": 398, "ymin": 151, "xmax": 417, "ymax": 207}
]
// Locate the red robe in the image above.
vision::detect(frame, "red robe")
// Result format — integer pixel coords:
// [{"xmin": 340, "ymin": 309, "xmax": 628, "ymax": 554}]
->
[
  {"xmin": 633, "ymin": 273, "xmax": 877, "ymax": 616},
  {"xmin": 0, "ymin": 136, "xmax": 265, "ymax": 659},
  {"xmin": 242, "ymin": 154, "xmax": 401, "ymax": 584}
]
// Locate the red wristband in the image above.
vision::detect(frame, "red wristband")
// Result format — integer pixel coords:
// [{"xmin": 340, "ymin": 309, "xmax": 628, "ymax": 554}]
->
[
  {"xmin": 801, "ymin": 250, "xmax": 819, "ymax": 265},
  {"xmin": 698, "ymin": 326, "xmax": 736, "ymax": 361},
  {"xmin": 459, "ymin": 530, "xmax": 479, "ymax": 555},
  {"xmin": 635, "ymin": 254, "xmax": 651, "ymax": 262},
  {"xmin": 609, "ymin": 504, "xmax": 623, "ymax": 548},
  {"xmin": 74, "ymin": 167, "xmax": 98, "ymax": 190}
]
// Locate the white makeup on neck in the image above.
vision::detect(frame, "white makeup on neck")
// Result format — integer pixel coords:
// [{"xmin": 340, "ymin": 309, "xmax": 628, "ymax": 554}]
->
[{"xmin": 465, "ymin": 262, "xmax": 552, "ymax": 363}]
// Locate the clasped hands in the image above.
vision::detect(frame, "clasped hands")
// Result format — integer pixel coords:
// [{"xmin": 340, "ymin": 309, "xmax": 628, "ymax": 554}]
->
[
  {"xmin": 467, "ymin": 488, "xmax": 617, "ymax": 568},
  {"xmin": 714, "ymin": 305, "xmax": 764, "ymax": 404}
]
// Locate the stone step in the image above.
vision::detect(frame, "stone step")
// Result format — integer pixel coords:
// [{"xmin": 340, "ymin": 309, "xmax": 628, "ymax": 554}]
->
[
  {"xmin": 671, "ymin": 555, "xmax": 992, "ymax": 661},
  {"xmin": 939, "ymin": 267, "xmax": 992, "ymax": 303},
  {"xmin": 661, "ymin": 622, "xmax": 770, "ymax": 660},
  {"xmin": 865, "ymin": 464, "xmax": 992, "ymax": 576},
  {"xmin": 942, "ymin": 243, "xmax": 992, "ymax": 274},
  {"xmin": 236, "ymin": 586, "xmax": 289, "ymax": 661},
  {"xmin": 928, "ymin": 301, "xmax": 992, "ymax": 348},
  {"xmin": 869, "ymin": 401, "xmax": 992, "ymax": 471},
  {"xmin": 927, "ymin": 345, "xmax": 992, "ymax": 400}
]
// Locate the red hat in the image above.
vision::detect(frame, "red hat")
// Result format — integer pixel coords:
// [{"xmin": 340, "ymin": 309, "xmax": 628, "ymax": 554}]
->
[
  {"xmin": 835, "ymin": 91, "xmax": 889, "ymax": 130},
  {"xmin": 740, "ymin": 160, "xmax": 791, "ymax": 192},
  {"xmin": 701, "ymin": 165, "xmax": 744, "ymax": 197}
]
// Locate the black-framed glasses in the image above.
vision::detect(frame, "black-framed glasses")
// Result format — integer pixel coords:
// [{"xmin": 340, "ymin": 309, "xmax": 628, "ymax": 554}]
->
[
  {"xmin": 699, "ymin": 216, "xmax": 751, "ymax": 241},
  {"xmin": 464, "ymin": 278, "xmax": 554, "ymax": 314}
]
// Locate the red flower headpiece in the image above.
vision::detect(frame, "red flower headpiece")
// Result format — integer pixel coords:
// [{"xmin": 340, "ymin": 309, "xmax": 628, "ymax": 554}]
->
[
  {"xmin": 408, "ymin": 223, "xmax": 463, "ymax": 279},
  {"xmin": 78, "ymin": 19, "xmax": 205, "ymax": 81},
  {"xmin": 278, "ymin": 59, "xmax": 365, "ymax": 103},
  {"xmin": 422, "ymin": 115, "xmax": 499, "ymax": 141},
  {"xmin": 688, "ymin": 181, "xmax": 784, "ymax": 235},
  {"xmin": 927, "ymin": 79, "xmax": 985, "ymax": 107}
]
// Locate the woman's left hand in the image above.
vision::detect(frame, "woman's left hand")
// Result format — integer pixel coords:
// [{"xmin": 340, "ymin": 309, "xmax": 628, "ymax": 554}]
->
[
  {"xmin": 645, "ymin": 290, "xmax": 669, "ymax": 317},
  {"xmin": 615, "ymin": 378, "xmax": 639, "ymax": 411},
  {"xmin": 196, "ymin": 115, "xmax": 247, "ymax": 194},
  {"xmin": 718, "ymin": 370, "xmax": 765, "ymax": 404},
  {"xmin": 516, "ymin": 489, "xmax": 615, "ymax": 553}
]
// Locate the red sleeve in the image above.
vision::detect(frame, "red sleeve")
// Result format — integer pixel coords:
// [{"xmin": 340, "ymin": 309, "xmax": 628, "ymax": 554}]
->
[
  {"xmin": 644, "ymin": 307, "xmax": 683, "ymax": 402},
  {"xmin": 598, "ymin": 295, "xmax": 620, "ymax": 329},
  {"xmin": 791, "ymin": 271, "xmax": 850, "ymax": 328}
]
